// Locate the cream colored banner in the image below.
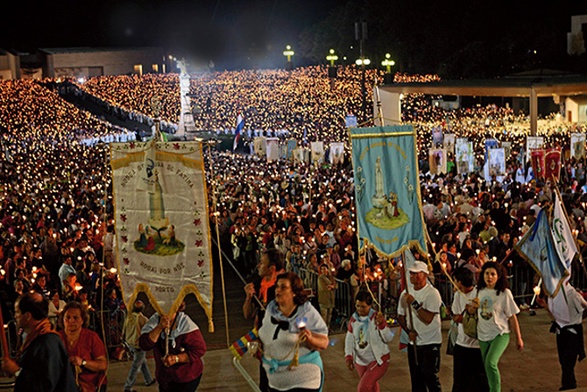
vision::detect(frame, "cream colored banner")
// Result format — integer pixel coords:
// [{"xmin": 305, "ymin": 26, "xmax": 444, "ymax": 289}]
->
[{"xmin": 111, "ymin": 140, "xmax": 213, "ymax": 327}]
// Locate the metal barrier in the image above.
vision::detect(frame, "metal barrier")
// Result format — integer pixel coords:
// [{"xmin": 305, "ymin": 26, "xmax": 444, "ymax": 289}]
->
[
  {"xmin": 95, "ymin": 308, "xmax": 127, "ymax": 350},
  {"xmin": 333, "ymin": 278, "xmax": 352, "ymax": 331},
  {"xmin": 299, "ymin": 268, "xmax": 318, "ymax": 294}
]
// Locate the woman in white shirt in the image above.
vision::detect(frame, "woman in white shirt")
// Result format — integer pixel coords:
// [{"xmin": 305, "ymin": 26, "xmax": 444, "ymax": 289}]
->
[
  {"xmin": 48, "ymin": 290, "xmax": 66, "ymax": 329},
  {"xmin": 468, "ymin": 262, "xmax": 523, "ymax": 392}
]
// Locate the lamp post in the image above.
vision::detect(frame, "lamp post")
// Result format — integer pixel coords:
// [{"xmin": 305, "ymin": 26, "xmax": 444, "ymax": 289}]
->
[
  {"xmin": 283, "ymin": 45, "xmax": 294, "ymax": 70},
  {"xmin": 355, "ymin": 58, "xmax": 371, "ymax": 67},
  {"xmin": 381, "ymin": 53, "xmax": 395, "ymax": 84},
  {"xmin": 326, "ymin": 49, "xmax": 338, "ymax": 67},
  {"xmin": 355, "ymin": 21, "xmax": 368, "ymax": 122},
  {"xmin": 326, "ymin": 49, "xmax": 338, "ymax": 79}
]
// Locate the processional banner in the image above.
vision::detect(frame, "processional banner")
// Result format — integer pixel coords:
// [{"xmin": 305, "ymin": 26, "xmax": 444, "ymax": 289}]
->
[
  {"xmin": 443, "ymin": 133, "xmax": 455, "ymax": 153},
  {"xmin": 531, "ymin": 149, "xmax": 546, "ymax": 180},
  {"xmin": 455, "ymin": 138, "xmax": 474, "ymax": 174},
  {"xmin": 254, "ymin": 137, "xmax": 267, "ymax": 157},
  {"xmin": 286, "ymin": 139, "xmax": 297, "ymax": 159},
  {"xmin": 329, "ymin": 142, "xmax": 345, "ymax": 164},
  {"xmin": 545, "ymin": 148, "xmax": 562, "ymax": 182},
  {"xmin": 429, "ymin": 149, "xmax": 447, "ymax": 175},
  {"xmin": 571, "ymin": 133, "xmax": 586, "ymax": 160},
  {"xmin": 526, "ymin": 136, "xmax": 544, "ymax": 161},
  {"xmin": 110, "ymin": 140, "xmax": 213, "ymax": 327},
  {"xmin": 350, "ymin": 125, "xmax": 427, "ymax": 258},
  {"xmin": 266, "ymin": 137, "xmax": 280, "ymax": 161},
  {"xmin": 311, "ymin": 141, "xmax": 324, "ymax": 163},
  {"xmin": 488, "ymin": 148, "xmax": 506, "ymax": 177}
]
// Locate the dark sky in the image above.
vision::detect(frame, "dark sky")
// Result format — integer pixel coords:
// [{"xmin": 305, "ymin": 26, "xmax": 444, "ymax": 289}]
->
[{"xmin": 1, "ymin": 0, "xmax": 338, "ymax": 68}]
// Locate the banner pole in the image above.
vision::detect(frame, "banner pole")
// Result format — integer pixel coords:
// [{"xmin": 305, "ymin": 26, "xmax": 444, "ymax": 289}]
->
[
  {"xmin": 207, "ymin": 141, "xmax": 230, "ymax": 345},
  {"xmin": 401, "ymin": 251, "xmax": 418, "ymax": 365}
]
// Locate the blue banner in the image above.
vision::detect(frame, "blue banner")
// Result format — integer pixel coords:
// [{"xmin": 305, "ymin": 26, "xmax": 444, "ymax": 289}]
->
[
  {"xmin": 514, "ymin": 209, "xmax": 568, "ymax": 297},
  {"xmin": 350, "ymin": 125, "xmax": 427, "ymax": 257}
]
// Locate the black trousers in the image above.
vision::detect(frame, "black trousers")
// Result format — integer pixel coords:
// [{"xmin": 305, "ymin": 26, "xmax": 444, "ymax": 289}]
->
[
  {"xmin": 159, "ymin": 375, "xmax": 202, "ymax": 392},
  {"xmin": 407, "ymin": 344, "xmax": 442, "ymax": 392},
  {"xmin": 452, "ymin": 344, "xmax": 489, "ymax": 392},
  {"xmin": 557, "ymin": 324, "xmax": 583, "ymax": 389}
]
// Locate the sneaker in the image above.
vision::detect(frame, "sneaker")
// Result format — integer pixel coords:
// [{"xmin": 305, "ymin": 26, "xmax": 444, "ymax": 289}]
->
[
  {"xmin": 519, "ymin": 304, "xmax": 530, "ymax": 310},
  {"xmin": 146, "ymin": 380, "xmax": 157, "ymax": 387}
]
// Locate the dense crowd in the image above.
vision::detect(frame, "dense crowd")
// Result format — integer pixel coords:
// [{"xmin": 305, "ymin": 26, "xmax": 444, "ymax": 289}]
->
[{"xmin": 1, "ymin": 65, "xmax": 587, "ymax": 391}]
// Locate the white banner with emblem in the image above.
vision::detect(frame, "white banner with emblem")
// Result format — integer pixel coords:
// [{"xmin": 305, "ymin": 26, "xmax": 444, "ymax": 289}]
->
[{"xmin": 110, "ymin": 140, "xmax": 213, "ymax": 329}]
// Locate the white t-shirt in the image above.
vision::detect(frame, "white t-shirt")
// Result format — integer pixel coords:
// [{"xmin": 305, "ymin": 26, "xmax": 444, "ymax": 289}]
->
[
  {"xmin": 398, "ymin": 283, "xmax": 442, "ymax": 345},
  {"xmin": 477, "ymin": 288, "xmax": 519, "ymax": 342},
  {"xmin": 451, "ymin": 289, "xmax": 480, "ymax": 348},
  {"xmin": 548, "ymin": 283, "xmax": 587, "ymax": 327}
]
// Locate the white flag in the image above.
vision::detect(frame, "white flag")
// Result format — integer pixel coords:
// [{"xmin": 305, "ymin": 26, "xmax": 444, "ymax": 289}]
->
[{"xmin": 551, "ymin": 193, "xmax": 578, "ymax": 272}]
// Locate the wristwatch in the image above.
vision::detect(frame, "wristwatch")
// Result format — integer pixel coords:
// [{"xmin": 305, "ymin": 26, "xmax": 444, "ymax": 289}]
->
[
  {"xmin": 411, "ymin": 301, "xmax": 422, "ymax": 311},
  {"xmin": 174, "ymin": 355, "xmax": 179, "ymax": 364},
  {"xmin": 81, "ymin": 359, "xmax": 87, "ymax": 368}
]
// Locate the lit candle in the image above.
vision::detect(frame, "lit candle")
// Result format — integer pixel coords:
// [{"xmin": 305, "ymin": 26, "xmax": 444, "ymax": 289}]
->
[{"xmin": 533, "ymin": 286, "xmax": 541, "ymax": 296}]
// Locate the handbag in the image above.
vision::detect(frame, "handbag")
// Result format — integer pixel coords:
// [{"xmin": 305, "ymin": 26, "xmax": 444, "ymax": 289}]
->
[
  {"xmin": 462, "ymin": 288, "xmax": 479, "ymax": 339},
  {"xmin": 446, "ymin": 320, "xmax": 459, "ymax": 355}
]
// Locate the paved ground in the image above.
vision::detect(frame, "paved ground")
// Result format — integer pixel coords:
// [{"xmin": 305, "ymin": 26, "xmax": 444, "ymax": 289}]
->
[{"xmin": 74, "ymin": 309, "xmax": 587, "ymax": 392}]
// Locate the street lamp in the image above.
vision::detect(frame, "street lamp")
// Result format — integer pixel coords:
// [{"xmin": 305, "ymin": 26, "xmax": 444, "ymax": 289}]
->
[
  {"xmin": 326, "ymin": 49, "xmax": 339, "ymax": 79},
  {"xmin": 283, "ymin": 45, "xmax": 294, "ymax": 70},
  {"xmin": 381, "ymin": 53, "xmax": 395, "ymax": 73},
  {"xmin": 355, "ymin": 58, "xmax": 371, "ymax": 66},
  {"xmin": 326, "ymin": 49, "xmax": 338, "ymax": 66},
  {"xmin": 381, "ymin": 53, "xmax": 395, "ymax": 84}
]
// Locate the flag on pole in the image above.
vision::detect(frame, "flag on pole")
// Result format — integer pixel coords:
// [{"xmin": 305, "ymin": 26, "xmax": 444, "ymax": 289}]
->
[
  {"xmin": 229, "ymin": 328, "xmax": 259, "ymax": 359},
  {"xmin": 514, "ymin": 209, "xmax": 569, "ymax": 297},
  {"xmin": 551, "ymin": 193, "xmax": 578, "ymax": 272},
  {"xmin": 233, "ymin": 113, "xmax": 244, "ymax": 152}
]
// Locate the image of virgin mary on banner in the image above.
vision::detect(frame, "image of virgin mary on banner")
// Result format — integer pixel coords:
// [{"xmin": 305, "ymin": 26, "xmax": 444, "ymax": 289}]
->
[
  {"xmin": 545, "ymin": 148, "xmax": 562, "ymax": 181},
  {"xmin": 351, "ymin": 125, "xmax": 427, "ymax": 257},
  {"xmin": 571, "ymin": 133, "xmax": 586, "ymax": 160},
  {"xmin": 111, "ymin": 140, "xmax": 214, "ymax": 329}
]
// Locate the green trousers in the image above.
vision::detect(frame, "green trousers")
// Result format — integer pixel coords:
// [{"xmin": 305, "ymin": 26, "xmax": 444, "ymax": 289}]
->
[{"xmin": 479, "ymin": 333, "xmax": 510, "ymax": 392}]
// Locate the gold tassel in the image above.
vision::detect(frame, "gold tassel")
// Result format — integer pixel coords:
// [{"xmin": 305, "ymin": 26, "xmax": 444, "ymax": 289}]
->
[
  {"xmin": 287, "ymin": 335, "xmax": 304, "ymax": 370},
  {"xmin": 289, "ymin": 349, "xmax": 299, "ymax": 368},
  {"xmin": 208, "ymin": 319, "xmax": 214, "ymax": 333}
]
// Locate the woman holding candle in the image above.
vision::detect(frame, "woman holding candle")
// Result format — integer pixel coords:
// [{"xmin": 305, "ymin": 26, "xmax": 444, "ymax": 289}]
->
[
  {"xmin": 468, "ymin": 262, "xmax": 523, "ymax": 392},
  {"xmin": 259, "ymin": 271, "xmax": 329, "ymax": 392},
  {"xmin": 139, "ymin": 302, "xmax": 207, "ymax": 392},
  {"xmin": 345, "ymin": 290, "xmax": 394, "ymax": 392}
]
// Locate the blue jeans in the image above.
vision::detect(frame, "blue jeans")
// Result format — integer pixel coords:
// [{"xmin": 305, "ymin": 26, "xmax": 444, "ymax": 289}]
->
[{"xmin": 124, "ymin": 347, "xmax": 154, "ymax": 390}]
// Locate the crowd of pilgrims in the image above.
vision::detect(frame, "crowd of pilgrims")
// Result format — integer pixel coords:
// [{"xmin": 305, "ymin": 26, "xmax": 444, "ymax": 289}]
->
[{"xmin": 0, "ymin": 65, "xmax": 586, "ymax": 331}]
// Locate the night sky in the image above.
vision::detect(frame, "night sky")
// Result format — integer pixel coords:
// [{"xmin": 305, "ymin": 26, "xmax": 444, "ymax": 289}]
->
[
  {"xmin": 1, "ymin": 0, "xmax": 338, "ymax": 68},
  {"xmin": 3, "ymin": 1, "xmax": 587, "ymax": 74}
]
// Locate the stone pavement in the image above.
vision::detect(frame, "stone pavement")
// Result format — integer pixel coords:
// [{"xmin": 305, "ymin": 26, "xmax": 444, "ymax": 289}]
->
[{"xmin": 91, "ymin": 308, "xmax": 587, "ymax": 392}]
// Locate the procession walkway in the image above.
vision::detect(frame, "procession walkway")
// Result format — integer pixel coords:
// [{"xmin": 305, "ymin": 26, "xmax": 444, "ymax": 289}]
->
[{"xmin": 103, "ymin": 309, "xmax": 587, "ymax": 392}]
